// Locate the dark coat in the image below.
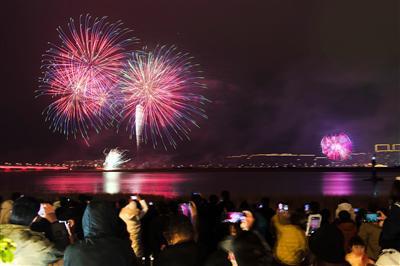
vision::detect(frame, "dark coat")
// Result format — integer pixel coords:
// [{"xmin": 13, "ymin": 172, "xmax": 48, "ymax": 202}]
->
[
  {"xmin": 336, "ymin": 220, "xmax": 357, "ymax": 253},
  {"xmin": 64, "ymin": 201, "xmax": 137, "ymax": 266},
  {"xmin": 380, "ymin": 203, "xmax": 400, "ymax": 251},
  {"xmin": 156, "ymin": 241, "xmax": 201, "ymax": 266},
  {"xmin": 309, "ymin": 223, "xmax": 346, "ymax": 264}
]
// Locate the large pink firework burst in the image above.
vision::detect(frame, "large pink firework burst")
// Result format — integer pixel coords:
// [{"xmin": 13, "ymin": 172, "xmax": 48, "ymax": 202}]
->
[
  {"xmin": 38, "ymin": 14, "xmax": 134, "ymax": 141},
  {"xmin": 321, "ymin": 133, "xmax": 353, "ymax": 161},
  {"xmin": 120, "ymin": 45, "xmax": 209, "ymax": 149}
]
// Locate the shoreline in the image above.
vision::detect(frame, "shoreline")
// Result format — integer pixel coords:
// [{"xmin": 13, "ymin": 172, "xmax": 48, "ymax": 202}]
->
[{"xmin": 2, "ymin": 166, "xmax": 399, "ymax": 174}]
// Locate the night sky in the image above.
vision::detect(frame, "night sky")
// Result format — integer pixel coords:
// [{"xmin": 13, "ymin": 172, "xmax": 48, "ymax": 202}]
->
[{"xmin": 0, "ymin": 0, "xmax": 399, "ymax": 162}]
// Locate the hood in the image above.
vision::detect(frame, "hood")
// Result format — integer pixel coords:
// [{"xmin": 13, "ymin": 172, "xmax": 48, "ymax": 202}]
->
[
  {"xmin": 82, "ymin": 201, "xmax": 118, "ymax": 238},
  {"xmin": 335, "ymin": 203, "xmax": 356, "ymax": 221}
]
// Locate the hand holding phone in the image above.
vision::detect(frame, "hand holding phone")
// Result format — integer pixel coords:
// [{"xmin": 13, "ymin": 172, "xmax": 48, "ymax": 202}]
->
[
  {"xmin": 179, "ymin": 203, "xmax": 191, "ymax": 217},
  {"xmin": 364, "ymin": 213, "xmax": 378, "ymax": 223},
  {"xmin": 278, "ymin": 203, "xmax": 289, "ymax": 212},
  {"xmin": 306, "ymin": 214, "xmax": 322, "ymax": 236},
  {"xmin": 304, "ymin": 203, "xmax": 311, "ymax": 214},
  {"xmin": 223, "ymin": 212, "xmax": 245, "ymax": 223},
  {"xmin": 240, "ymin": 210, "xmax": 255, "ymax": 231},
  {"xmin": 130, "ymin": 195, "xmax": 138, "ymax": 200},
  {"xmin": 38, "ymin": 203, "xmax": 57, "ymax": 223}
]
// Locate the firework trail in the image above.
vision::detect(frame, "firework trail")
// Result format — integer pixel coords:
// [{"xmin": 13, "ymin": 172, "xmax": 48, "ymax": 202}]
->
[
  {"xmin": 321, "ymin": 133, "xmax": 353, "ymax": 161},
  {"xmin": 135, "ymin": 104, "xmax": 144, "ymax": 150},
  {"xmin": 103, "ymin": 148, "xmax": 131, "ymax": 170},
  {"xmin": 37, "ymin": 14, "xmax": 134, "ymax": 141},
  {"xmin": 120, "ymin": 45, "xmax": 209, "ymax": 149}
]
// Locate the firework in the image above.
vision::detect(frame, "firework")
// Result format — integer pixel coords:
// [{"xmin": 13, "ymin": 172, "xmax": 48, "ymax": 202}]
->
[
  {"xmin": 38, "ymin": 14, "xmax": 134, "ymax": 141},
  {"xmin": 103, "ymin": 148, "xmax": 131, "ymax": 170},
  {"xmin": 321, "ymin": 133, "xmax": 353, "ymax": 161},
  {"xmin": 120, "ymin": 45, "xmax": 209, "ymax": 149},
  {"xmin": 135, "ymin": 104, "xmax": 144, "ymax": 150}
]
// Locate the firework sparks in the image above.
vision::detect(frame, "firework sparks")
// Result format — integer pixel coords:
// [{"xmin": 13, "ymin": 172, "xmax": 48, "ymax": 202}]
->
[
  {"xmin": 103, "ymin": 148, "xmax": 131, "ymax": 170},
  {"xmin": 321, "ymin": 133, "xmax": 353, "ymax": 161},
  {"xmin": 38, "ymin": 14, "xmax": 134, "ymax": 141},
  {"xmin": 135, "ymin": 104, "xmax": 144, "ymax": 150},
  {"xmin": 120, "ymin": 45, "xmax": 209, "ymax": 149}
]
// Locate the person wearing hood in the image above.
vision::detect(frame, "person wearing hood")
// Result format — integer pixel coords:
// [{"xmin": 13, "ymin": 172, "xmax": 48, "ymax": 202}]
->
[
  {"xmin": 64, "ymin": 201, "xmax": 136, "ymax": 266},
  {"xmin": 119, "ymin": 195, "xmax": 149, "ymax": 258},
  {"xmin": 335, "ymin": 200, "xmax": 356, "ymax": 222}
]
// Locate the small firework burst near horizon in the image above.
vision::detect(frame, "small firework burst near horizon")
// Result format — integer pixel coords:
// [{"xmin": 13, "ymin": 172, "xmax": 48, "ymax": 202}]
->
[
  {"xmin": 103, "ymin": 148, "xmax": 131, "ymax": 170},
  {"xmin": 37, "ymin": 14, "xmax": 135, "ymax": 142},
  {"xmin": 321, "ymin": 133, "xmax": 353, "ymax": 161},
  {"xmin": 120, "ymin": 45, "xmax": 209, "ymax": 149}
]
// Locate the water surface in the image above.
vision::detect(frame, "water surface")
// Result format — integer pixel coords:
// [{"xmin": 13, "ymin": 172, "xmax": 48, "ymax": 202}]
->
[{"xmin": 0, "ymin": 170, "xmax": 396, "ymax": 199}]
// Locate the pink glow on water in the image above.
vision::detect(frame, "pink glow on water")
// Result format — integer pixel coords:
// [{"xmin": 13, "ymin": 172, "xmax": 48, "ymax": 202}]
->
[
  {"xmin": 322, "ymin": 172, "xmax": 354, "ymax": 196},
  {"xmin": 41, "ymin": 175, "xmax": 103, "ymax": 193},
  {"xmin": 40, "ymin": 172, "xmax": 185, "ymax": 198}
]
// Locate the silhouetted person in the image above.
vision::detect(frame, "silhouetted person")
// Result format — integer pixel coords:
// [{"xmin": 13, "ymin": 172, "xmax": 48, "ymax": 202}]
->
[
  {"xmin": 0, "ymin": 196, "xmax": 63, "ymax": 265},
  {"xmin": 156, "ymin": 215, "xmax": 202, "ymax": 266},
  {"xmin": 380, "ymin": 177, "xmax": 400, "ymax": 251},
  {"xmin": 64, "ymin": 201, "xmax": 136, "ymax": 266},
  {"xmin": 230, "ymin": 231, "xmax": 273, "ymax": 266},
  {"xmin": 218, "ymin": 190, "xmax": 235, "ymax": 212}
]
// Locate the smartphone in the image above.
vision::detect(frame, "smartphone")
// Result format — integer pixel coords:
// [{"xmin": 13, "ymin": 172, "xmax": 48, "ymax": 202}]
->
[
  {"xmin": 130, "ymin": 195, "xmax": 138, "ymax": 200},
  {"xmin": 364, "ymin": 213, "xmax": 378, "ymax": 223},
  {"xmin": 179, "ymin": 203, "xmax": 191, "ymax": 217},
  {"xmin": 38, "ymin": 203, "xmax": 46, "ymax": 217},
  {"xmin": 278, "ymin": 203, "xmax": 289, "ymax": 212},
  {"xmin": 306, "ymin": 214, "xmax": 322, "ymax": 236},
  {"xmin": 58, "ymin": 220, "xmax": 70, "ymax": 233},
  {"xmin": 257, "ymin": 204, "xmax": 264, "ymax": 209},
  {"xmin": 149, "ymin": 201, "xmax": 154, "ymax": 206},
  {"xmin": 51, "ymin": 221, "xmax": 70, "ymax": 250},
  {"xmin": 304, "ymin": 203, "xmax": 310, "ymax": 213},
  {"xmin": 354, "ymin": 208, "xmax": 360, "ymax": 213},
  {"xmin": 223, "ymin": 212, "xmax": 245, "ymax": 223}
]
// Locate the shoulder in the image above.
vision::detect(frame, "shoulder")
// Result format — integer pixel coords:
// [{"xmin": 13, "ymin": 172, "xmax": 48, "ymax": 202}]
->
[
  {"xmin": 1, "ymin": 200, "xmax": 13, "ymax": 208},
  {"xmin": 1, "ymin": 224, "xmax": 49, "ymax": 244}
]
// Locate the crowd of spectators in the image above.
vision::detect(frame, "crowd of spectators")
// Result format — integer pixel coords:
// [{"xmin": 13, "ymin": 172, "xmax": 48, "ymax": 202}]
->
[{"xmin": 1, "ymin": 177, "xmax": 400, "ymax": 266}]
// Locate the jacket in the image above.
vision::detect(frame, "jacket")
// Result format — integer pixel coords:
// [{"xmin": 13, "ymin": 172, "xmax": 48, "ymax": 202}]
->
[
  {"xmin": 0, "ymin": 224, "xmax": 62, "ymax": 266},
  {"xmin": 309, "ymin": 223, "xmax": 346, "ymax": 264},
  {"xmin": 271, "ymin": 214, "xmax": 307, "ymax": 265},
  {"xmin": 63, "ymin": 201, "xmax": 136, "ymax": 266},
  {"xmin": 156, "ymin": 241, "xmax": 201, "ymax": 266},
  {"xmin": 336, "ymin": 220, "xmax": 357, "ymax": 253},
  {"xmin": 358, "ymin": 222, "xmax": 382, "ymax": 260},
  {"xmin": 379, "ymin": 203, "xmax": 400, "ymax": 251},
  {"xmin": 119, "ymin": 200, "xmax": 148, "ymax": 258}
]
